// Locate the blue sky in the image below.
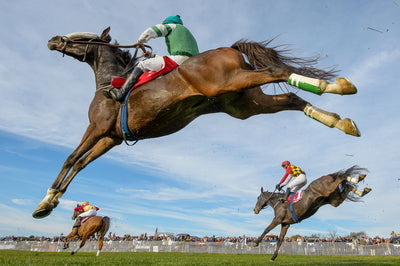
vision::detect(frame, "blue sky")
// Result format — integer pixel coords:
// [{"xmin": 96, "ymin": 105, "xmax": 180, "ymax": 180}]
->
[{"xmin": 1, "ymin": 0, "xmax": 400, "ymax": 239}]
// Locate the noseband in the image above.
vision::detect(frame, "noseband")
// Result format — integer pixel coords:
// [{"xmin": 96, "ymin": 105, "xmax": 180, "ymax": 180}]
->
[
  {"xmin": 258, "ymin": 189, "xmax": 279, "ymax": 211},
  {"xmin": 60, "ymin": 36, "xmax": 99, "ymax": 62},
  {"xmin": 59, "ymin": 36, "xmax": 153, "ymax": 68}
]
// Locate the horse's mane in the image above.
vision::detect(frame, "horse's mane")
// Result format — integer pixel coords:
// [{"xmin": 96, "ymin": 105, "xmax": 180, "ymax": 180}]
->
[
  {"xmin": 260, "ymin": 191, "xmax": 283, "ymax": 210},
  {"xmin": 111, "ymin": 41, "xmax": 132, "ymax": 67}
]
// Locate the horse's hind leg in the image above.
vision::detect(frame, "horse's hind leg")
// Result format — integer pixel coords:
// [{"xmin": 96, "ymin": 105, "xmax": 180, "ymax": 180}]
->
[
  {"xmin": 304, "ymin": 104, "xmax": 360, "ymax": 137},
  {"xmin": 347, "ymin": 174, "xmax": 367, "ymax": 184},
  {"xmin": 221, "ymin": 89, "xmax": 360, "ymax": 137},
  {"xmin": 352, "ymin": 187, "xmax": 372, "ymax": 197},
  {"xmin": 71, "ymin": 234, "xmax": 89, "ymax": 255},
  {"xmin": 288, "ymin": 74, "xmax": 357, "ymax": 95},
  {"xmin": 97, "ymin": 237, "xmax": 104, "ymax": 256},
  {"xmin": 271, "ymin": 224, "xmax": 290, "ymax": 261}
]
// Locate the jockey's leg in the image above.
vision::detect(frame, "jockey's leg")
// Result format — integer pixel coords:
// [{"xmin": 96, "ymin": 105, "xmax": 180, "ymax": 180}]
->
[
  {"xmin": 303, "ymin": 104, "xmax": 361, "ymax": 137},
  {"xmin": 282, "ymin": 174, "xmax": 306, "ymax": 202},
  {"xmin": 104, "ymin": 66, "xmax": 144, "ymax": 102},
  {"xmin": 73, "ymin": 216, "xmax": 82, "ymax": 228},
  {"xmin": 281, "ymin": 188, "xmax": 291, "ymax": 203},
  {"xmin": 288, "ymin": 74, "xmax": 357, "ymax": 95}
]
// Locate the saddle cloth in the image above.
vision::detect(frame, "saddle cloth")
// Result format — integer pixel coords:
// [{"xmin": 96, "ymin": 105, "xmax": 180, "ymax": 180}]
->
[
  {"xmin": 81, "ymin": 216, "xmax": 95, "ymax": 224},
  {"xmin": 286, "ymin": 190, "xmax": 305, "ymax": 203},
  {"xmin": 111, "ymin": 56, "xmax": 179, "ymax": 90}
]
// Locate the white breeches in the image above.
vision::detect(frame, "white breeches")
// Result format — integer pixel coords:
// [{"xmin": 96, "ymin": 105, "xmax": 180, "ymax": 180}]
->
[
  {"xmin": 78, "ymin": 209, "xmax": 97, "ymax": 218},
  {"xmin": 137, "ymin": 55, "xmax": 188, "ymax": 72},
  {"xmin": 286, "ymin": 174, "xmax": 307, "ymax": 193}
]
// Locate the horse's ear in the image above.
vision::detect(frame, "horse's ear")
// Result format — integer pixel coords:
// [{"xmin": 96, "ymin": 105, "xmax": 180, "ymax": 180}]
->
[
  {"xmin": 261, "ymin": 187, "xmax": 264, "ymax": 193},
  {"xmin": 76, "ymin": 204, "xmax": 80, "ymax": 207},
  {"xmin": 100, "ymin": 27, "xmax": 111, "ymax": 42}
]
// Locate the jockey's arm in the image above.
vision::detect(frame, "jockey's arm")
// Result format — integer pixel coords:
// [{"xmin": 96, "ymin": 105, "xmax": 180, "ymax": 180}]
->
[
  {"xmin": 282, "ymin": 174, "xmax": 293, "ymax": 186},
  {"xmin": 137, "ymin": 24, "xmax": 177, "ymax": 44},
  {"xmin": 279, "ymin": 166, "xmax": 293, "ymax": 185}
]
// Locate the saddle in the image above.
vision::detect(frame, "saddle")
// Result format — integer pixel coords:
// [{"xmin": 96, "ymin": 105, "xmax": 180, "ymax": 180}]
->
[
  {"xmin": 81, "ymin": 216, "xmax": 92, "ymax": 224},
  {"xmin": 111, "ymin": 56, "xmax": 179, "ymax": 91},
  {"xmin": 285, "ymin": 190, "xmax": 304, "ymax": 203}
]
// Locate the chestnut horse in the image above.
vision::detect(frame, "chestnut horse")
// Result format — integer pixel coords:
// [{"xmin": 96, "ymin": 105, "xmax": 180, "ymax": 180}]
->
[
  {"xmin": 63, "ymin": 205, "xmax": 110, "ymax": 256},
  {"xmin": 33, "ymin": 27, "xmax": 360, "ymax": 218},
  {"xmin": 253, "ymin": 166, "xmax": 371, "ymax": 261}
]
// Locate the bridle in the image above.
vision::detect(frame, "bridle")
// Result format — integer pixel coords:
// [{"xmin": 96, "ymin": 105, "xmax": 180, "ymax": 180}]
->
[
  {"xmin": 60, "ymin": 35, "xmax": 152, "ymax": 62},
  {"xmin": 258, "ymin": 188, "xmax": 279, "ymax": 211}
]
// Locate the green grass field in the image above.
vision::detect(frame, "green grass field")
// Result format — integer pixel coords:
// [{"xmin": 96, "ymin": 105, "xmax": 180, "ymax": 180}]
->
[{"xmin": 1, "ymin": 251, "xmax": 400, "ymax": 265}]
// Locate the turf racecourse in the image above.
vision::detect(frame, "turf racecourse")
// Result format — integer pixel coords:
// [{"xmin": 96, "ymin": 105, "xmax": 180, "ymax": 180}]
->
[{"xmin": 1, "ymin": 251, "xmax": 400, "ymax": 265}]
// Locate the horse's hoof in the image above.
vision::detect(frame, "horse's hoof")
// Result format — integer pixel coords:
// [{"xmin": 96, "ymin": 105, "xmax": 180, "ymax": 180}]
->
[
  {"xmin": 336, "ymin": 78, "xmax": 357, "ymax": 95},
  {"xmin": 338, "ymin": 118, "xmax": 361, "ymax": 137},
  {"xmin": 70, "ymin": 252, "xmax": 75, "ymax": 255},
  {"xmin": 32, "ymin": 202, "xmax": 54, "ymax": 219},
  {"xmin": 358, "ymin": 174, "xmax": 366, "ymax": 182},
  {"xmin": 363, "ymin": 187, "xmax": 372, "ymax": 196}
]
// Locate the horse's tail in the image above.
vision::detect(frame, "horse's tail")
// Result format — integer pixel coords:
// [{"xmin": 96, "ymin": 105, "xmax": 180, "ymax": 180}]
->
[
  {"xmin": 99, "ymin": 216, "xmax": 110, "ymax": 240},
  {"xmin": 330, "ymin": 165, "xmax": 368, "ymax": 202},
  {"xmin": 231, "ymin": 39, "xmax": 337, "ymax": 81}
]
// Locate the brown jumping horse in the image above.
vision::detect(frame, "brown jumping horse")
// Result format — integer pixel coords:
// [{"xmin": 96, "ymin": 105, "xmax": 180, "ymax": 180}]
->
[
  {"xmin": 253, "ymin": 166, "xmax": 371, "ymax": 261},
  {"xmin": 63, "ymin": 205, "xmax": 110, "ymax": 256},
  {"xmin": 33, "ymin": 27, "xmax": 360, "ymax": 218}
]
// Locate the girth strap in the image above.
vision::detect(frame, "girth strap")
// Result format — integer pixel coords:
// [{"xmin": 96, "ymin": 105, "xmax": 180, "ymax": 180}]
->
[
  {"xmin": 120, "ymin": 91, "xmax": 139, "ymax": 146},
  {"xmin": 290, "ymin": 193, "xmax": 299, "ymax": 223}
]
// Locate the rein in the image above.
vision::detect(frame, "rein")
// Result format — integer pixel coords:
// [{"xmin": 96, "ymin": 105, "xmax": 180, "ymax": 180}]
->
[
  {"xmin": 61, "ymin": 36, "xmax": 152, "ymax": 53},
  {"xmin": 259, "ymin": 188, "xmax": 278, "ymax": 210}
]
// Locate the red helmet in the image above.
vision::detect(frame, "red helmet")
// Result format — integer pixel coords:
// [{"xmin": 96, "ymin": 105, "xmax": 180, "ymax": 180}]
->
[{"xmin": 281, "ymin": 161, "xmax": 290, "ymax": 167}]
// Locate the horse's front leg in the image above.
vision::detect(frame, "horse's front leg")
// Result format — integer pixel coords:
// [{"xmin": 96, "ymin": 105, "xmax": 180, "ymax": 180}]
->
[
  {"xmin": 63, "ymin": 232, "xmax": 76, "ymax": 249},
  {"xmin": 32, "ymin": 124, "xmax": 103, "ymax": 218},
  {"xmin": 270, "ymin": 223, "xmax": 290, "ymax": 261},
  {"xmin": 254, "ymin": 218, "xmax": 281, "ymax": 247},
  {"xmin": 59, "ymin": 136, "xmax": 121, "ymax": 193}
]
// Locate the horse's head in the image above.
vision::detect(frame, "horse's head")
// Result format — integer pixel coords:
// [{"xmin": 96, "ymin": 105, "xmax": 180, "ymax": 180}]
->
[
  {"xmin": 254, "ymin": 187, "xmax": 271, "ymax": 214},
  {"xmin": 72, "ymin": 204, "xmax": 83, "ymax": 220},
  {"xmin": 47, "ymin": 27, "xmax": 111, "ymax": 62}
]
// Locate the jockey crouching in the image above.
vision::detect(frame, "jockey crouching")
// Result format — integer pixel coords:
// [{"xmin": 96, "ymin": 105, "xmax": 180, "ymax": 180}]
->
[
  {"xmin": 276, "ymin": 161, "xmax": 307, "ymax": 203},
  {"xmin": 73, "ymin": 201, "xmax": 99, "ymax": 228},
  {"xmin": 104, "ymin": 14, "xmax": 199, "ymax": 102}
]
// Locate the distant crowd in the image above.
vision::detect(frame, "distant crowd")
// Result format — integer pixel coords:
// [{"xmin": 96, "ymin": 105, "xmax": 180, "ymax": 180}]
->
[{"xmin": 1, "ymin": 231, "xmax": 399, "ymax": 246}]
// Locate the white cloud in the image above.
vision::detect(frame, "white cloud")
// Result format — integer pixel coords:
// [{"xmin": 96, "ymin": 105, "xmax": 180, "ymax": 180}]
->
[{"xmin": 11, "ymin": 199, "xmax": 33, "ymax": 206}]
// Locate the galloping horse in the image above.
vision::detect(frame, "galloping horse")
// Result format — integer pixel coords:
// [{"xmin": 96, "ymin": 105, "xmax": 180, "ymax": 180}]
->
[
  {"xmin": 33, "ymin": 27, "xmax": 360, "ymax": 218},
  {"xmin": 253, "ymin": 166, "xmax": 371, "ymax": 261},
  {"xmin": 63, "ymin": 205, "xmax": 110, "ymax": 256}
]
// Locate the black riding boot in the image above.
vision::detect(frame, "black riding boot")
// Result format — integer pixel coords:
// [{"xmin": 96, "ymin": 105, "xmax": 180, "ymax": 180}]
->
[
  {"xmin": 104, "ymin": 67, "xmax": 144, "ymax": 102},
  {"xmin": 73, "ymin": 216, "xmax": 82, "ymax": 228},
  {"xmin": 281, "ymin": 188, "xmax": 291, "ymax": 203}
]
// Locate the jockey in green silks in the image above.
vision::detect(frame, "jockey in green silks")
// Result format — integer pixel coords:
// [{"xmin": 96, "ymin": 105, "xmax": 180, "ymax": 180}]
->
[{"xmin": 104, "ymin": 15, "xmax": 199, "ymax": 101}]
